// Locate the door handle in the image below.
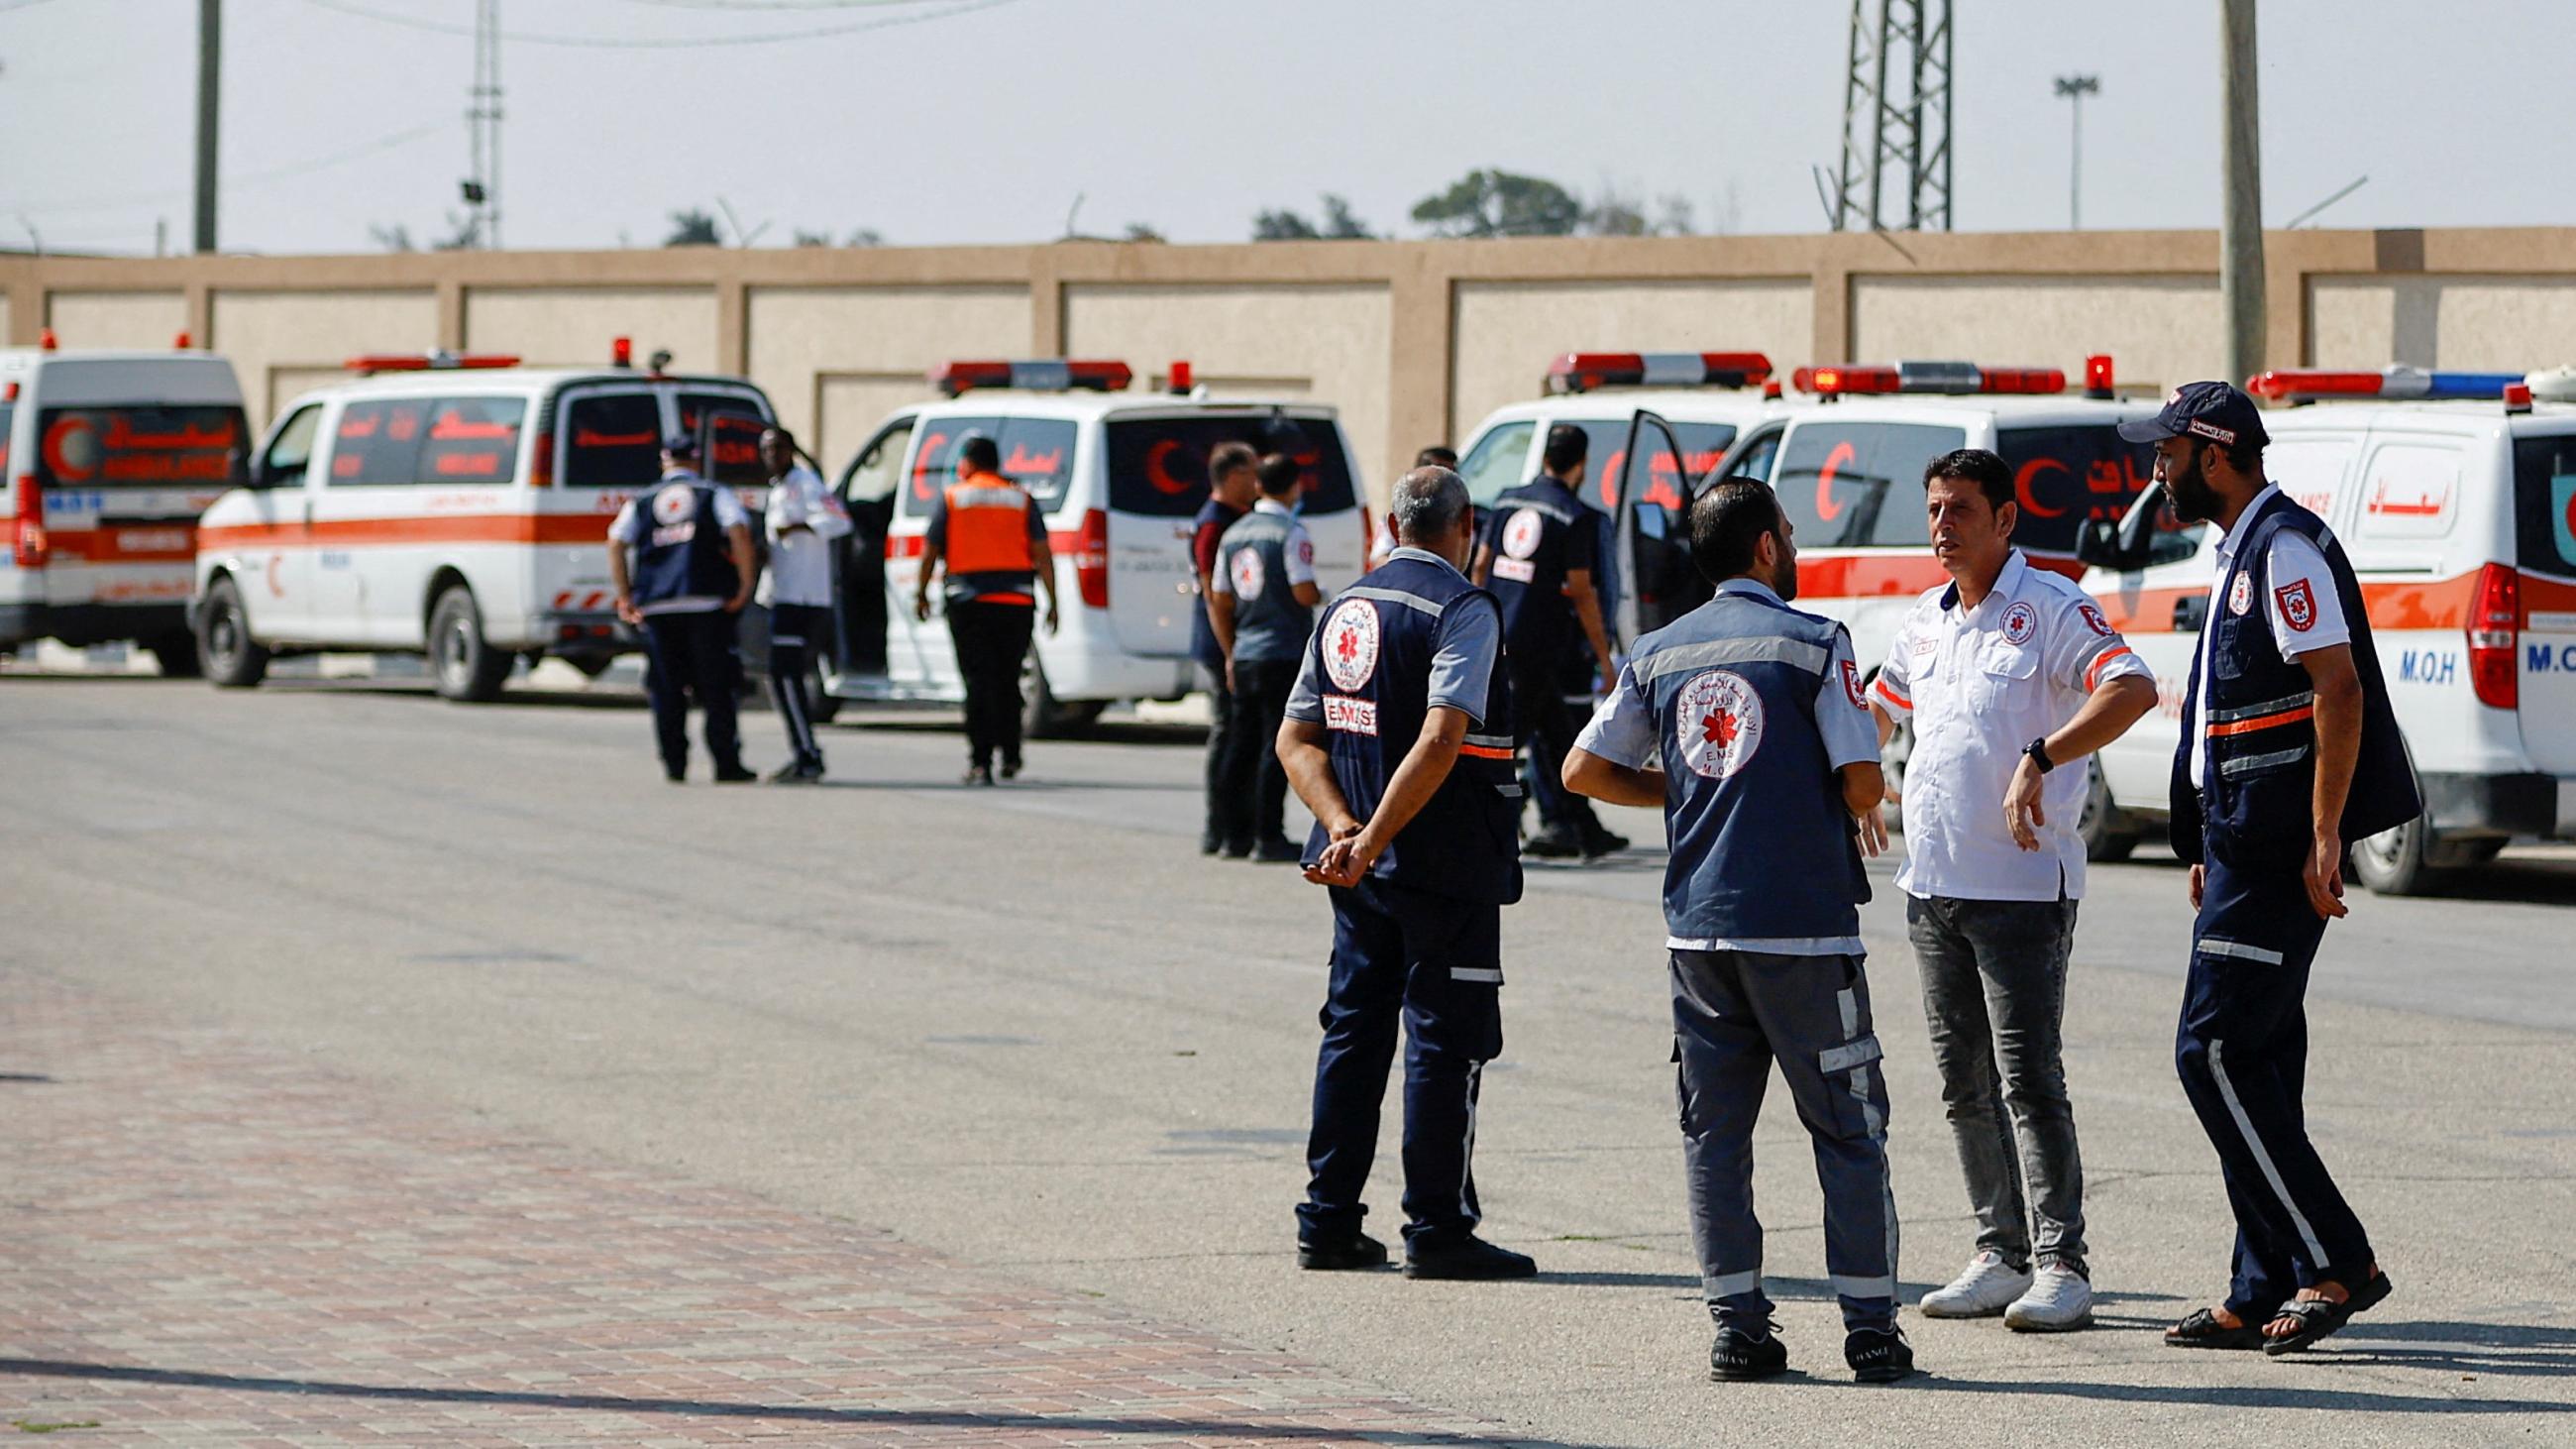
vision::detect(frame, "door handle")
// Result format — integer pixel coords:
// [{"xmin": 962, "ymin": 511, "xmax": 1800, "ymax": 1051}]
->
[{"xmin": 2173, "ymin": 595, "xmax": 2206, "ymax": 632}]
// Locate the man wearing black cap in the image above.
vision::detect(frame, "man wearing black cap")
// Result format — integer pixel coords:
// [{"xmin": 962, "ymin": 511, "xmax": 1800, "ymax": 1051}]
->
[
  {"xmin": 608, "ymin": 433, "xmax": 758, "ymax": 782},
  {"xmin": 2118, "ymin": 382, "xmax": 2419, "ymax": 1357}
]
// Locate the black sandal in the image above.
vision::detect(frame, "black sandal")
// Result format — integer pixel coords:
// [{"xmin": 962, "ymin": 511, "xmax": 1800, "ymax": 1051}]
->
[
  {"xmin": 2263, "ymin": 1273, "xmax": 2394, "ymax": 1356},
  {"xmin": 2166, "ymin": 1306, "xmax": 2266, "ymax": 1351}
]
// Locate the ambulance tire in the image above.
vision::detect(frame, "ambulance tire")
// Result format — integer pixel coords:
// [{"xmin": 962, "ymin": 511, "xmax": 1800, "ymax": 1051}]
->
[
  {"xmin": 2078, "ymin": 758, "xmax": 2140, "ymax": 862},
  {"xmin": 2351, "ymin": 815, "xmax": 2439, "ymax": 897},
  {"xmin": 147, "ymin": 629, "xmax": 203, "ymax": 679},
  {"xmin": 197, "ymin": 576, "xmax": 268, "ymax": 689},
  {"xmin": 1021, "ymin": 654, "xmax": 1102, "ymax": 739},
  {"xmin": 806, "ymin": 658, "xmax": 843, "ymax": 724},
  {"xmin": 429, "ymin": 585, "xmax": 513, "ymax": 704}
]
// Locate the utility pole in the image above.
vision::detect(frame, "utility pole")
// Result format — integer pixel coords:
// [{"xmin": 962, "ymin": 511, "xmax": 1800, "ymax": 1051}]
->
[
  {"xmin": 1832, "ymin": 0, "xmax": 1953, "ymax": 232},
  {"xmin": 193, "ymin": 0, "xmax": 219, "ymax": 253},
  {"xmin": 465, "ymin": 0, "xmax": 502, "ymax": 249},
  {"xmin": 2219, "ymin": 0, "xmax": 2264, "ymax": 385},
  {"xmin": 2053, "ymin": 73, "xmax": 2098, "ymax": 230}
]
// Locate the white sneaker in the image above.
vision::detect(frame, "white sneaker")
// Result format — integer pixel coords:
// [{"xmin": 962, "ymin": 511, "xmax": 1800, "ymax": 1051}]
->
[
  {"xmin": 1918, "ymin": 1251, "xmax": 2033, "ymax": 1318},
  {"xmin": 2003, "ymin": 1263, "xmax": 2094, "ymax": 1332}
]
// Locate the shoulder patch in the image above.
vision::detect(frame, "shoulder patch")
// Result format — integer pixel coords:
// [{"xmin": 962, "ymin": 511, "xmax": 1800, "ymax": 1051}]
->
[{"xmin": 2275, "ymin": 578, "xmax": 2317, "ymax": 632}]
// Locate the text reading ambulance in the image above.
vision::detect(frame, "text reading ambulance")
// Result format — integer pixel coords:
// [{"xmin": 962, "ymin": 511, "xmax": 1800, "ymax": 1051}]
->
[
  {"xmin": 192, "ymin": 344, "xmax": 774, "ymax": 700},
  {"xmin": 825, "ymin": 360, "xmax": 1367, "ymax": 734},
  {"xmin": 2, "ymin": 336, "xmax": 249, "ymax": 674},
  {"xmin": 2082, "ymin": 366, "xmax": 2576, "ymax": 892}
]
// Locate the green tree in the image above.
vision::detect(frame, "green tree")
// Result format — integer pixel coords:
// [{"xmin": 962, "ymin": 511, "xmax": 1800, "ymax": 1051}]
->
[
  {"xmin": 1253, "ymin": 193, "xmax": 1374, "ymax": 242},
  {"xmin": 1410, "ymin": 169, "xmax": 1581, "ymax": 238},
  {"xmin": 664, "ymin": 208, "xmax": 721, "ymax": 247}
]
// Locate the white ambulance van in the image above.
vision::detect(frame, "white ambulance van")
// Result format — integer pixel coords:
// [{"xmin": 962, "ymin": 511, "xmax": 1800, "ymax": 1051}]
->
[
  {"xmin": 192, "ymin": 345, "xmax": 775, "ymax": 701},
  {"xmin": 2, "ymin": 336, "xmax": 248, "ymax": 674},
  {"xmin": 2082, "ymin": 366, "xmax": 2576, "ymax": 893},
  {"xmin": 822, "ymin": 359, "xmax": 1369, "ymax": 734}
]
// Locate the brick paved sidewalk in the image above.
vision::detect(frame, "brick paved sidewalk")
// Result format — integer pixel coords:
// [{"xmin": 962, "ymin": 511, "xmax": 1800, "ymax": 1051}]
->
[{"xmin": 0, "ymin": 972, "xmax": 1525, "ymax": 1447}]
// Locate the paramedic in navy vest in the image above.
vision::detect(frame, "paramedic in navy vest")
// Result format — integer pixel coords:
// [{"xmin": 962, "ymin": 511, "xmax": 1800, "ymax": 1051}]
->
[
  {"xmin": 608, "ymin": 433, "xmax": 758, "ymax": 784},
  {"xmin": 1275, "ymin": 464, "xmax": 1537, "ymax": 1282},
  {"xmin": 1209, "ymin": 451, "xmax": 1324, "ymax": 862},
  {"xmin": 1472, "ymin": 423, "xmax": 1627, "ymax": 860},
  {"xmin": 914, "ymin": 432, "xmax": 1059, "ymax": 787},
  {"xmin": 1192, "ymin": 441, "xmax": 1260, "ymax": 854},
  {"xmin": 1563, "ymin": 478, "xmax": 1914, "ymax": 1385},
  {"xmin": 2124, "ymin": 383, "xmax": 2417, "ymax": 1356}
]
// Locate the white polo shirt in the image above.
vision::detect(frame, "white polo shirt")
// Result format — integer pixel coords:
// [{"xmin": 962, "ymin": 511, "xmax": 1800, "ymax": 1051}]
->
[
  {"xmin": 2187, "ymin": 486, "xmax": 2351, "ymax": 788},
  {"xmin": 1872, "ymin": 549, "xmax": 2153, "ymax": 902}
]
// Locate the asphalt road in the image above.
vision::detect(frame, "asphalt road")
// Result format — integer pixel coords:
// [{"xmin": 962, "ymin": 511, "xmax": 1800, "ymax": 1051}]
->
[{"xmin": 5, "ymin": 671, "xmax": 2574, "ymax": 1447}]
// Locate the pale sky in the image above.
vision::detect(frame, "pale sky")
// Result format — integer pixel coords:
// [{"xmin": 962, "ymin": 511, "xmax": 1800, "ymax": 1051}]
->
[{"xmin": 4, "ymin": 0, "xmax": 2572, "ymax": 256}]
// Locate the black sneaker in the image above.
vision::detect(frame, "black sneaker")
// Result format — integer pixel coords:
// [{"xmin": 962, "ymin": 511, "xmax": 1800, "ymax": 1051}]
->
[
  {"xmin": 713, "ymin": 762, "xmax": 757, "ymax": 784},
  {"xmin": 1297, "ymin": 1232, "xmax": 1389, "ymax": 1272},
  {"xmin": 767, "ymin": 761, "xmax": 819, "ymax": 785},
  {"xmin": 1000, "ymin": 758, "xmax": 1022, "ymax": 781},
  {"xmin": 1579, "ymin": 830, "xmax": 1630, "ymax": 860},
  {"xmin": 1521, "ymin": 829, "xmax": 1581, "ymax": 859},
  {"xmin": 1844, "ymin": 1325, "xmax": 1916, "ymax": 1384},
  {"xmin": 1220, "ymin": 838, "xmax": 1254, "ymax": 860},
  {"xmin": 963, "ymin": 765, "xmax": 994, "ymax": 787},
  {"xmin": 1199, "ymin": 831, "xmax": 1224, "ymax": 856},
  {"xmin": 1252, "ymin": 836, "xmax": 1304, "ymax": 864},
  {"xmin": 1402, "ymin": 1236, "xmax": 1537, "ymax": 1281},
  {"xmin": 1709, "ymin": 1321, "xmax": 1789, "ymax": 1383}
]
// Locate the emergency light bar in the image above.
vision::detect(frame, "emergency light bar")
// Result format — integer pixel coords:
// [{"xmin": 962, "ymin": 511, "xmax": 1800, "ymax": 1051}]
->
[
  {"xmin": 1792, "ymin": 361, "xmax": 2067, "ymax": 396},
  {"xmin": 1544, "ymin": 352, "xmax": 1772, "ymax": 394},
  {"xmin": 2244, "ymin": 365, "xmax": 2532, "ymax": 403},
  {"xmin": 931, "ymin": 359, "xmax": 1133, "ymax": 396},
  {"xmin": 344, "ymin": 352, "xmax": 522, "ymax": 375}
]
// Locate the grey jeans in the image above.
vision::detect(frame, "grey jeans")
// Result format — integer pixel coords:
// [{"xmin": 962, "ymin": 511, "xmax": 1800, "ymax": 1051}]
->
[{"xmin": 1906, "ymin": 895, "xmax": 2088, "ymax": 1276}]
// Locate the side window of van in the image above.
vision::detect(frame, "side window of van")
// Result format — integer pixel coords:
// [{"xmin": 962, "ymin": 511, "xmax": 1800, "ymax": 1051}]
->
[
  {"xmin": 1456, "ymin": 422, "xmax": 1535, "ymax": 507},
  {"xmin": 2353, "ymin": 442, "xmax": 2461, "ymax": 542},
  {"xmin": 996, "ymin": 417, "xmax": 1079, "ymax": 513},
  {"xmin": 329, "ymin": 399, "xmax": 433, "ymax": 485},
  {"xmin": 902, "ymin": 416, "xmax": 1004, "ymax": 518},
  {"xmin": 263, "ymin": 403, "xmax": 324, "ymax": 489},
  {"xmin": 417, "ymin": 397, "xmax": 526, "ymax": 486}
]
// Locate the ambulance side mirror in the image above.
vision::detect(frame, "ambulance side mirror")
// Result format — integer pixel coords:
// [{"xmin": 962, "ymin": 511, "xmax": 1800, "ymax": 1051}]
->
[{"xmin": 2076, "ymin": 518, "xmax": 2130, "ymax": 570}]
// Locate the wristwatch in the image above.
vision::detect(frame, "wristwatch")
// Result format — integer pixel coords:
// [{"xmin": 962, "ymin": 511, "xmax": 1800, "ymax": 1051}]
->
[{"xmin": 2023, "ymin": 737, "xmax": 2057, "ymax": 774}]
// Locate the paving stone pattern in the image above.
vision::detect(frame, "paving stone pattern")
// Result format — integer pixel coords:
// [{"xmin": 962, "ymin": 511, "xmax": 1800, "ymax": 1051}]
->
[{"xmin": 0, "ymin": 973, "xmax": 1521, "ymax": 1446}]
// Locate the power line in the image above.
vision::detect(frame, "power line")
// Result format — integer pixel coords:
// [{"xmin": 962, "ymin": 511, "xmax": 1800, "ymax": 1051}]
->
[
  {"xmin": 293, "ymin": 0, "xmax": 1019, "ymax": 48},
  {"xmin": 3, "ymin": 120, "xmax": 446, "ymax": 218}
]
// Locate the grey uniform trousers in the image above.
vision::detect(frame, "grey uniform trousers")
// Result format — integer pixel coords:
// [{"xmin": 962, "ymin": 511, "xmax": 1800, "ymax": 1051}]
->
[{"xmin": 1672, "ymin": 948, "xmax": 1899, "ymax": 1332}]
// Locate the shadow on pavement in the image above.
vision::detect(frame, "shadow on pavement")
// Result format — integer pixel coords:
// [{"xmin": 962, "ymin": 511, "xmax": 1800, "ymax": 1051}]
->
[
  {"xmin": 1906, "ymin": 1371, "xmax": 2567, "ymax": 1413},
  {"xmin": 0, "ymin": 1361, "xmax": 1595, "ymax": 1448}
]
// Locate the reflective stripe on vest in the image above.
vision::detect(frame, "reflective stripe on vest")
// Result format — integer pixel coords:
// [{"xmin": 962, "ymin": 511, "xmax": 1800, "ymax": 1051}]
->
[{"xmin": 943, "ymin": 477, "xmax": 1034, "ymax": 575}]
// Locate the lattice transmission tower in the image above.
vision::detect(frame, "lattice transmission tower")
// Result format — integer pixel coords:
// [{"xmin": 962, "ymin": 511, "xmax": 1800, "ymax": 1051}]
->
[{"xmin": 1831, "ymin": 0, "xmax": 1953, "ymax": 232}]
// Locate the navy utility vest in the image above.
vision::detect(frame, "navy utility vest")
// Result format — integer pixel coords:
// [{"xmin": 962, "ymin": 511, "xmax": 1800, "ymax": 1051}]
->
[
  {"xmin": 2169, "ymin": 492, "xmax": 2419, "ymax": 867},
  {"xmin": 1303, "ymin": 554, "xmax": 1523, "ymax": 906},
  {"xmin": 1481, "ymin": 477, "xmax": 1589, "ymax": 657},
  {"xmin": 1632, "ymin": 590, "xmax": 1870, "ymax": 941},
  {"xmin": 633, "ymin": 475, "xmax": 740, "ymax": 605},
  {"xmin": 1219, "ymin": 506, "xmax": 1315, "ymax": 664}
]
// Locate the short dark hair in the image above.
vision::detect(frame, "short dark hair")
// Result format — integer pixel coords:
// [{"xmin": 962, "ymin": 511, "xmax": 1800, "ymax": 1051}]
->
[
  {"xmin": 1254, "ymin": 451, "xmax": 1303, "ymax": 498},
  {"xmin": 1543, "ymin": 423, "xmax": 1588, "ymax": 475},
  {"xmin": 956, "ymin": 433, "xmax": 1000, "ymax": 472},
  {"xmin": 1209, "ymin": 440, "xmax": 1257, "ymax": 482},
  {"xmin": 1690, "ymin": 477, "xmax": 1784, "ymax": 582},
  {"xmin": 1413, "ymin": 445, "xmax": 1457, "ymax": 469},
  {"xmin": 1922, "ymin": 448, "xmax": 2013, "ymax": 513},
  {"xmin": 2214, "ymin": 436, "xmax": 2264, "ymax": 473}
]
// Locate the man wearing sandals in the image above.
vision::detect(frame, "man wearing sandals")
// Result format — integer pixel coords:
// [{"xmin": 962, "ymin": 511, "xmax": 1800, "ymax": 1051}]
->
[{"xmin": 2122, "ymin": 384, "xmax": 2419, "ymax": 1355}]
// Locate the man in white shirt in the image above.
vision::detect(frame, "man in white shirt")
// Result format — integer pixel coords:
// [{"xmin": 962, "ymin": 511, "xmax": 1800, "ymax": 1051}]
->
[
  {"xmin": 756, "ymin": 426, "xmax": 852, "ymax": 784},
  {"xmin": 1869, "ymin": 448, "xmax": 2155, "ymax": 1332}
]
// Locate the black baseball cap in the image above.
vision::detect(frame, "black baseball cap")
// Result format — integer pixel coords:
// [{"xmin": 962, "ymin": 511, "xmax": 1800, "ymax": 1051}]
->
[
  {"xmin": 2116, "ymin": 380, "xmax": 2269, "ymax": 451},
  {"xmin": 662, "ymin": 432, "xmax": 701, "ymax": 459}
]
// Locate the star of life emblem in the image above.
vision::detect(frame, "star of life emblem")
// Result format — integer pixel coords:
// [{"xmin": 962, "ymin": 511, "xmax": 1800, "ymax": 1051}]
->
[
  {"xmin": 1674, "ymin": 669, "xmax": 1765, "ymax": 780},
  {"xmin": 1322, "ymin": 597, "xmax": 1380, "ymax": 692}
]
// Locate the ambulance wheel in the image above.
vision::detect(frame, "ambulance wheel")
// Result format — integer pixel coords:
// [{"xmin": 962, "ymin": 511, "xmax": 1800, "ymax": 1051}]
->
[
  {"xmin": 197, "ymin": 577, "xmax": 268, "ymax": 688},
  {"xmin": 1021, "ymin": 655, "xmax": 1101, "ymax": 739},
  {"xmin": 429, "ymin": 585, "xmax": 512, "ymax": 703},
  {"xmin": 2078, "ymin": 758, "xmax": 2140, "ymax": 862},
  {"xmin": 147, "ymin": 629, "xmax": 203, "ymax": 679},
  {"xmin": 2351, "ymin": 816, "xmax": 2438, "ymax": 896}
]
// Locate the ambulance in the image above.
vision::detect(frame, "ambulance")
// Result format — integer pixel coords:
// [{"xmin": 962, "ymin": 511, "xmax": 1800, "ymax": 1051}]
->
[
  {"xmin": 820, "ymin": 359, "xmax": 1369, "ymax": 734},
  {"xmin": 2081, "ymin": 365, "xmax": 2576, "ymax": 893},
  {"xmin": 191, "ymin": 344, "xmax": 776, "ymax": 701},
  {"xmin": 2, "ymin": 335, "xmax": 249, "ymax": 674}
]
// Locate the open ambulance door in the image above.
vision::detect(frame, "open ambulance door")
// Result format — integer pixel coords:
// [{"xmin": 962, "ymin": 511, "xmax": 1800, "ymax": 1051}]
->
[{"xmin": 1612, "ymin": 408, "xmax": 1715, "ymax": 648}]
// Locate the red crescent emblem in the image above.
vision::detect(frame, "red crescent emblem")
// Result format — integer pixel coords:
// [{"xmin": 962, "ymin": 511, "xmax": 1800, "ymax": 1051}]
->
[
  {"xmin": 911, "ymin": 430, "xmax": 948, "ymax": 502},
  {"xmin": 2013, "ymin": 457, "xmax": 2070, "ymax": 518},
  {"xmin": 1144, "ymin": 438, "xmax": 1192, "ymax": 497},
  {"xmin": 265, "ymin": 553, "xmax": 283, "ymax": 598},
  {"xmin": 42, "ymin": 414, "xmax": 97, "ymax": 483},
  {"xmin": 1814, "ymin": 440, "xmax": 1857, "ymax": 522}
]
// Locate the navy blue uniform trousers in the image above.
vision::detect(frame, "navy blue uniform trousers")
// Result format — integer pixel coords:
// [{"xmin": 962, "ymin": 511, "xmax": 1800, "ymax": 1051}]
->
[
  {"xmin": 2175, "ymin": 849, "xmax": 2375, "ymax": 1320},
  {"xmin": 642, "ymin": 610, "xmax": 742, "ymax": 776},
  {"xmin": 1299, "ymin": 875, "xmax": 1503, "ymax": 1248}
]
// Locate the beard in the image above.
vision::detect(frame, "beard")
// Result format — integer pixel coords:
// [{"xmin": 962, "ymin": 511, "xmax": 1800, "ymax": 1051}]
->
[
  {"xmin": 1769, "ymin": 545, "xmax": 1800, "ymax": 602},
  {"xmin": 2166, "ymin": 449, "xmax": 2224, "ymax": 525}
]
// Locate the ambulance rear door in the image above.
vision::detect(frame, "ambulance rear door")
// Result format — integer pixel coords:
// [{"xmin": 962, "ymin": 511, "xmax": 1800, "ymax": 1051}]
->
[
  {"xmin": 26, "ymin": 360, "xmax": 248, "ymax": 623},
  {"xmin": 2511, "ymin": 428, "xmax": 2576, "ymax": 775}
]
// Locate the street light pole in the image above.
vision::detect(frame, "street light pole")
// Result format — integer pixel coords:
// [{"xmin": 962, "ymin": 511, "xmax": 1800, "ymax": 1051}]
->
[
  {"xmin": 2219, "ymin": 0, "xmax": 2265, "ymax": 385},
  {"xmin": 2053, "ymin": 73, "xmax": 2098, "ymax": 231},
  {"xmin": 193, "ymin": 0, "xmax": 219, "ymax": 253}
]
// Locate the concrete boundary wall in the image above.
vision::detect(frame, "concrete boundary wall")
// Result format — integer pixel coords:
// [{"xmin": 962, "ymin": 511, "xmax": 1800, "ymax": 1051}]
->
[{"xmin": 8, "ymin": 227, "xmax": 2576, "ymax": 500}]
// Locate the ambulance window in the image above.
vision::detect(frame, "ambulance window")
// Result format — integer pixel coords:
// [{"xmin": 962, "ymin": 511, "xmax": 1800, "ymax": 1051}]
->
[
  {"xmin": 995, "ymin": 417, "xmax": 1079, "ymax": 512},
  {"xmin": 1730, "ymin": 428, "xmax": 1782, "ymax": 485},
  {"xmin": 1101, "ymin": 415, "xmax": 1358, "ymax": 518},
  {"xmin": 677, "ymin": 391, "xmax": 773, "ymax": 489},
  {"xmin": 1994, "ymin": 425, "xmax": 2159, "ymax": 557},
  {"xmin": 30, "ymin": 403, "xmax": 248, "ymax": 490},
  {"xmin": 1456, "ymin": 422, "xmax": 1535, "ymax": 506},
  {"xmin": 1773, "ymin": 421, "xmax": 1964, "ymax": 548},
  {"xmin": 842, "ymin": 419, "xmax": 913, "ymax": 504},
  {"xmin": 415, "ymin": 397, "xmax": 525, "ymax": 486},
  {"xmin": 328, "ymin": 398, "xmax": 435, "ymax": 486},
  {"xmin": 2512, "ymin": 434, "xmax": 2576, "ymax": 578},
  {"xmin": 561, "ymin": 391, "xmax": 667, "ymax": 488},
  {"xmin": 1596, "ymin": 420, "xmax": 1737, "ymax": 521},
  {"xmin": 2265, "ymin": 435, "xmax": 2361, "ymax": 522},
  {"xmin": 262, "ymin": 403, "xmax": 323, "ymax": 489},
  {"xmin": 902, "ymin": 415, "xmax": 1004, "ymax": 517}
]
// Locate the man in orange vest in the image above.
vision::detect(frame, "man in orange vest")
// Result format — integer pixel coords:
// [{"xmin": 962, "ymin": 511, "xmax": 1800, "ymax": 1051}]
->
[{"xmin": 913, "ymin": 432, "xmax": 1059, "ymax": 785}]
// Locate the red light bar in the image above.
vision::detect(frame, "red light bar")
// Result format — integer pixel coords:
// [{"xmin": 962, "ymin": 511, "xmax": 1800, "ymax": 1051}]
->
[
  {"xmin": 611, "ymin": 335, "xmax": 633, "ymax": 368},
  {"xmin": 173, "ymin": 330, "xmax": 193, "ymax": 350},
  {"xmin": 1792, "ymin": 362, "xmax": 2066, "ymax": 396},
  {"xmin": 1793, "ymin": 365, "xmax": 1902, "ymax": 395},
  {"xmin": 344, "ymin": 352, "xmax": 522, "ymax": 375},
  {"xmin": 2505, "ymin": 383, "xmax": 2533, "ymax": 415},
  {"xmin": 40, "ymin": 328, "xmax": 58, "ymax": 351},
  {"xmin": 2244, "ymin": 370, "xmax": 2382, "ymax": 401},
  {"xmin": 1544, "ymin": 351, "xmax": 1772, "ymax": 394},
  {"xmin": 1168, "ymin": 359, "xmax": 1194, "ymax": 393},
  {"xmin": 930, "ymin": 359, "xmax": 1133, "ymax": 396},
  {"xmin": 2084, "ymin": 354, "xmax": 2115, "ymax": 398},
  {"xmin": 1980, "ymin": 368, "xmax": 2067, "ymax": 394}
]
